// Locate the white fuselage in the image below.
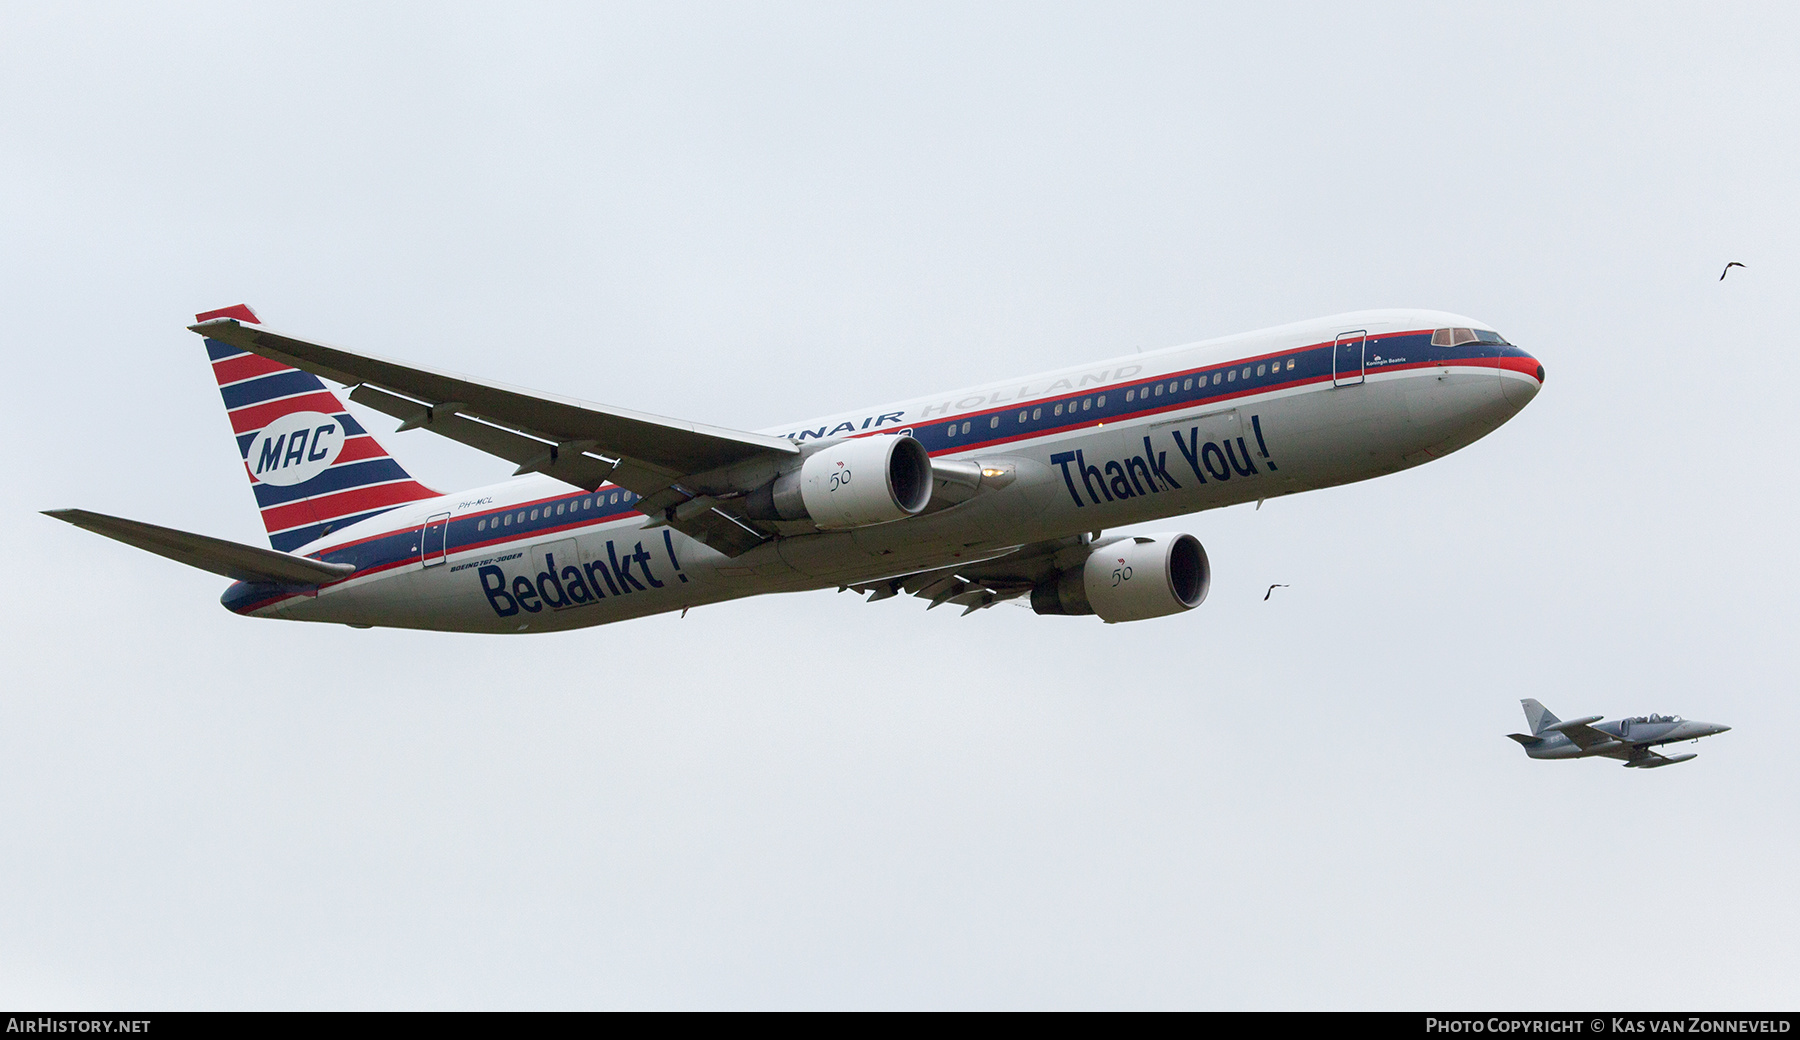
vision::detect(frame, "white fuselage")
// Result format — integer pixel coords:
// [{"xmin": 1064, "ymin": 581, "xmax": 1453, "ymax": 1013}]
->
[{"xmin": 224, "ymin": 308, "xmax": 1543, "ymax": 631}]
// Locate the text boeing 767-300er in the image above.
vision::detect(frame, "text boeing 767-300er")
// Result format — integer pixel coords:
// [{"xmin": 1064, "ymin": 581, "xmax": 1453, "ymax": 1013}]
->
[{"xmin": 46, "ymin": 305, "xmax": 1542, "ymax": 632}]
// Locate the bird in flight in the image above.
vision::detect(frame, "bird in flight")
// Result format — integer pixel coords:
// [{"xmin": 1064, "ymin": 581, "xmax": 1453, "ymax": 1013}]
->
[
  {"xmin": 1264, "ymin": 584, "xmax": 1289, "ymax": 601},
  {"xmin": 1721, "ymin": 262, "xmax": 1746, "ymax": 281}
]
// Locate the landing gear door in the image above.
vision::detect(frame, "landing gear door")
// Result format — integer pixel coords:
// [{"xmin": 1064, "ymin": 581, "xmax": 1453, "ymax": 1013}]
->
[
  {"xmin": 420, "ymin": 512, "xmax": 451, "ymax": 567},
  {"xmin": 1333, "ymin": 330, "xmax": 1366, "ymax": 388}
]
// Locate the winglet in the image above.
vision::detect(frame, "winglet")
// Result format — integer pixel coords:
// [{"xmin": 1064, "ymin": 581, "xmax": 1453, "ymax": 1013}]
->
[{"xmin": 195, "ymin": 304, "xmax": 261, "ymax": 324}]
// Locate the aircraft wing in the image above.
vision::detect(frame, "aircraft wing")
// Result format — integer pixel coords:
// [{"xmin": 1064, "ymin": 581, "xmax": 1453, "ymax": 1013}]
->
[
  {"xmin": 192, "ymin": 318, "xmax": 799, "ymax": 556},
  {"xmin": 845, "ymin": 536, "xmax": 1092, "ymax": 615},
  {"xmin": 1556, "ymin": 721, "xmax": 1618, "ymax": 751},
  {"xmin": 43, "ymin": 509, "xmax": 354, "ymax": 586}
]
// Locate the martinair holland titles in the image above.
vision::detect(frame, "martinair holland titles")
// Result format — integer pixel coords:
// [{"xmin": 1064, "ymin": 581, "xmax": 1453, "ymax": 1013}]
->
[{"xmin": 48, "ymin": 305, "xmax": 1543, "ymax": 632}]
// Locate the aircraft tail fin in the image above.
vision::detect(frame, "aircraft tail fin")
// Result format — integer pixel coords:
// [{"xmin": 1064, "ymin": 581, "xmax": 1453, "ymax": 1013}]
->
[
  {"xmin": 195, "ymin": 305, "xmax": 440, "ymax": 551},
  {"xmin": 1521, "ymin": 698, "xmax": 1560, "ymax": 735}
]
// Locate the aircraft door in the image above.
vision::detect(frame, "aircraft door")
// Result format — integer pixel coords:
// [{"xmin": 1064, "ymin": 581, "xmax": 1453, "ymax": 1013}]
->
[
  {"xmin": 528, "ymin": 538, "xmax": 587, "ymax": 611},
  {"xmin": 420, "ymin": 512, "xmax": 451, "ymax": 567},
  {"xmin": 1333, "ymin": 330, "xmax": 1367, "ymax": 388}
]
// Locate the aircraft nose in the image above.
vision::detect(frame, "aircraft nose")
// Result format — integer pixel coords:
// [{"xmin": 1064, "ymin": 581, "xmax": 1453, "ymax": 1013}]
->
[
  {"xmin": 1676, "ymin": 721, "xmax": 1728, "ymax": 739},
  {"xmin": 1500, "ymin": 351, "xmax": 1545, "ymax": 408}
]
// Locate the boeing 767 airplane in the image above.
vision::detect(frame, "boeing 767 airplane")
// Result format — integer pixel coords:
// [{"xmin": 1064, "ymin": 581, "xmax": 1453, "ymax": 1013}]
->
[{"xmin": 47, "ymin": 304, "xmax": 1543, "ymax": 632}]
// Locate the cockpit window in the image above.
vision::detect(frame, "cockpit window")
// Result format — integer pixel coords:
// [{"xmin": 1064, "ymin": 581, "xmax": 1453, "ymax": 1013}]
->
[{"xmin": 1431, "ymin": 327, "xmax": 1511, "ymax": 347}]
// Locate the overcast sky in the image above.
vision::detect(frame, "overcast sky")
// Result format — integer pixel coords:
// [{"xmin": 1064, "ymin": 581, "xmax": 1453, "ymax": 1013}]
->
[{"xmin": 4, "ymin": 2, "xmax": 1797, "ymax": 1009}]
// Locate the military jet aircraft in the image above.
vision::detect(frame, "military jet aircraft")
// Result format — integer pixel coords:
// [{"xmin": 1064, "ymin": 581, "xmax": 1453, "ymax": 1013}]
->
[{"xmin": 1506, "ymin": 699, "xmax": 1730, "ymax": 768}]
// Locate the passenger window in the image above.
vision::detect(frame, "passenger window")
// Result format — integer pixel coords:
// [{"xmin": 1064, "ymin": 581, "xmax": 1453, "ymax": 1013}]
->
[
  {"xmin": 1286, "ymin": 359, "xmax": 1295, "ymax": 370},
  {"xmin": 1241, "ymin": 367, "xmax": 1250, "ymax": 378},
  {"xmin": 1097, "ymin": 394, "xmax": 1105, "ymax": 407},
  {"xmin": 1018, "ymin": 411, "xmax": 1027, "ymax": 422},
  {"xmin": 556, "ymin": 503, "xmax": 565, "ymax": 515},
  {"xmin": 530, "ymin": 509, "xmax": 539, "ymax": 521},
  {"xmin": 1125, "ymin": 390, "xmax": 1134, "ymax": 402},
  {"xmin": 947, "ymin": 424, "xmax": 957, "ymax": 437},
  {"xmin": 611, "ymin": 493, "xmax": 619, "ymax": 504},
  {"xmin": 503, "ymin": 514, "xmax": 512, "ymax": 526},
  {"xmin": 989, "ymin": 416, "xmax": 998, "ymax": 429},
  {"xmin": 1082, "ymin": 399, "xmax": 1091, "ymax": 411},
  {"xmin": 1183, "ymin": 378, "xmax": 1193, "ymax": 390},
  {"xmin": 1227, "ymin": 370, "xmax": 1235, "ymax": 382},
  {"xmin": 1168, "ymin": 381, "xmax": 1177, "ymax": 393},
  {"xmin": 1256, "ymin": 364, "xmax": 1265, "ymax": 376},
  {"xmin": 1154, "ymin": 385, "xmax": 1163, "ymax": 396},
  {"xmin": 1055, "ymin": 403, "xmax": 1064, "ymax": 415},
  {"xmin": 478, "ymin": 519, "xmax": 487, "ymax": 531},
  {"xmin": 961, "ymin": 421, "xmax": 970, "ymax": 434},
  {"xmin": 1213, "ymin": 373, "xmax": 1221, "ymax": 385},
  {"xmin": 1032, "ymin": 408, "xmax": 1041, "ymax": 420}
]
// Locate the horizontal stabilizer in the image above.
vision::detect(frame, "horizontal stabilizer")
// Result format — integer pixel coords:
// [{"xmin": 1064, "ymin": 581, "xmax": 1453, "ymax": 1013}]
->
[
  {"xmin": 1506, "ymin": 733, "xmax": 1543, "ymax": 746},
  {"xmin": 43, "ymin": 509, "xmax": 355, "ymax": 586}
]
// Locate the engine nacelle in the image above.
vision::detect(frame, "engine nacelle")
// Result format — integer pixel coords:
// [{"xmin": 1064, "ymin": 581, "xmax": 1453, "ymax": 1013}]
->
[
  {"xmin": 1031, "ymin": 533, "xmax": 1210, "ymax": 623},
  {"xmin": 743, "ymin": 435, "xmax": 933, "ymax": 529}
]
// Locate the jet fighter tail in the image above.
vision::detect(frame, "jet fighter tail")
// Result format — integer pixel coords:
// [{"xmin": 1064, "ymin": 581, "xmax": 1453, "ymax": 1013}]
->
[{"xmin": 1520, "ymin": 698, "xmax": 1560, "ymax": 736}]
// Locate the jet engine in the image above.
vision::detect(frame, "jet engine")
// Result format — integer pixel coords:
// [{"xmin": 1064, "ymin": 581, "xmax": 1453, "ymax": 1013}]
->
[
  {"xmin": 744, "ymin": 434, "xmax": 934, "ymax": 529},
  {"xmin": 1030, "ymin": 533, "xmax": 1210, "ymax": 623}
]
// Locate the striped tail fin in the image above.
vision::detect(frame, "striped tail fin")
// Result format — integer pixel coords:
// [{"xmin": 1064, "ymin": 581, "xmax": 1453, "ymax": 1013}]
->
[{"xmin": 197, "ymin": 304, "xmax": 440, "ymax": 552}]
